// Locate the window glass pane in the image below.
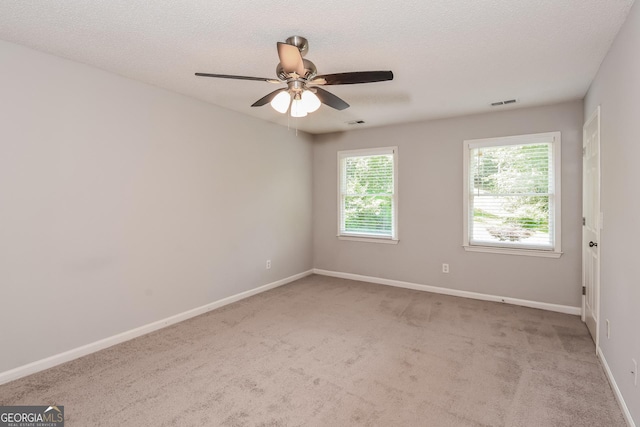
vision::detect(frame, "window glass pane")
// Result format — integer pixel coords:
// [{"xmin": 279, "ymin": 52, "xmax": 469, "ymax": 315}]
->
[
  {"xmin": 471, "ymin": 144, "xmax": 550, "ymax": 195},
  {"xmin": 344, "ymin": 195, "xmax": 392, "ymax": 235},
  {"xmin": 345, "ymin": 155, "xmax": 393, "ymax": 195},
  {"xmin": 472, "ymin": 195, "xmax": 550, "ymax": 245}
]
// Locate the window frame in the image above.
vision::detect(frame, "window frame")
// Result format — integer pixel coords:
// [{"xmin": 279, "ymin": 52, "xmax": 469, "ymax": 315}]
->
[
  {"xmin": 462, "ymin": 132, "xmax": 562, "ymax": 258},
  {"xmin": 337, "ymin": 146, "xmax": 399, "ymax": 244}
]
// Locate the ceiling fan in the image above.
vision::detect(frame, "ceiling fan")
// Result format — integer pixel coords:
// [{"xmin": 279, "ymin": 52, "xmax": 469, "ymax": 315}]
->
[{"xmin": 195, "ymin": 36, "xmax": 393, "ymax": 117}]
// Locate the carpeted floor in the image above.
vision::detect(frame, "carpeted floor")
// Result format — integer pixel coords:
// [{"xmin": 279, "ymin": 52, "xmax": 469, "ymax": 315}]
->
[{"xmin": 0, "ymin": 275, "xmax": 626, "ymax": 426}]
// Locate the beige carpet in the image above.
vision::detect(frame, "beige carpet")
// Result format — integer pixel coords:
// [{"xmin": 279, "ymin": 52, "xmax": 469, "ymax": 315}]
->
[{"xmin": 0, "ymin": 275, "xmax": 626, "ymax": 426}]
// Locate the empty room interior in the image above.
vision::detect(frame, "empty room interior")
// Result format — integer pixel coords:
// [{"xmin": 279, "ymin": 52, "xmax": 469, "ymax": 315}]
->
[{"xmin": 1, "ymin": 1, "xmax": 639, "ymax": 426}]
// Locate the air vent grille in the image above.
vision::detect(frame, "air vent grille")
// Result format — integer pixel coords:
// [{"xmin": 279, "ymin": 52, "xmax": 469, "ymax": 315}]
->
[{"xmin": 491, "ymin": 99, "xmax": 517, "ymax": 107}]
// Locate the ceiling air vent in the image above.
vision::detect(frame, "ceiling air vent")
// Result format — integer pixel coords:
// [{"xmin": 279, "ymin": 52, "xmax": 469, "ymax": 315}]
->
[
  {"xmin": 347, "ymin": 120, "xmax": 366, "ymax": 125},
  {"xmin": 491, "ymin": 99, "xmax": 517, "ymax": 106}
]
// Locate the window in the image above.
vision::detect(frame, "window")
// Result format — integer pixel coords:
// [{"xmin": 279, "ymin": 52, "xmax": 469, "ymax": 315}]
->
[
  {"xmin": 338, "ymin": 147, "xmax": 398, "ymax": 243},
  {"xmin": 463, "ymin": 132, "xmax": 561, "ymax": 257}
]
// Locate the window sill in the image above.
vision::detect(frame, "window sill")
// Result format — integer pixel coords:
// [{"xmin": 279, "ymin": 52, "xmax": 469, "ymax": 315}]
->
[
  {"xmin": 338, "ymin": 235, "xmax": 399, "ymax": 245},
  {"xmin": 463, "ymin": 245, "xmax": 562, "ymax": 258}
]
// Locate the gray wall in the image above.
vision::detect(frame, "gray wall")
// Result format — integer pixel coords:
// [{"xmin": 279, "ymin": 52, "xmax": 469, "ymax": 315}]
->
[
  {"xmin": 313, "ymin": 101, "xmax": 584, "ymax": 307},
  {"xmin": 0, "ymin": 40, "xmax": 313, "ymax": 373},
  {"xmin": 584, "ymin": 0, "xmax": 640, "ymax": 421}
]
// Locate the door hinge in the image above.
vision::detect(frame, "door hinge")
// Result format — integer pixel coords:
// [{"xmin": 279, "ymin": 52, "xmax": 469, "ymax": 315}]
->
[
  {"xmin": 582, "ymin": 217, "xmax": 586, "ymax": 226},
  {"xmin": 582, "ymin": 286, "xmax": 586, "ymax": 296}
]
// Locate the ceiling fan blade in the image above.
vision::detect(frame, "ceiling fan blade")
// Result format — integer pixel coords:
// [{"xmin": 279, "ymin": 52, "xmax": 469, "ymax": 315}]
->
[
  {"xmin": 251, "ymin": 88, "xmax": 287, "ymax": 107},
  {"xmin": 311, "ymin": 71, "xmax": 394, "ymax": 85},
  {"xmin": 195, "ymin": 73, "xmax": 280, "ymax": 83},
  {"xmin": 313, "ymin": 87, "xmax": 350, "ymax": 110},
  {"xmin": 277, "ymin": 42, "xmax": 305, "ymax": 76}
]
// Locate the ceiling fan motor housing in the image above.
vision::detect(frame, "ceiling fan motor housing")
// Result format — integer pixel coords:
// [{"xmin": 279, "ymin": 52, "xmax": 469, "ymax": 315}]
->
[{"xmin": 277, "ymin": 59, "xmax": 317, "ymax": 81}]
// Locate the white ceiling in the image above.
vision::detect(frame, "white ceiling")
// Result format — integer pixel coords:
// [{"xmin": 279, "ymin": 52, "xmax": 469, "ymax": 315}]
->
[{"xmin": 0, "ymin": 0, "xmax": 634, "ymax": 134}]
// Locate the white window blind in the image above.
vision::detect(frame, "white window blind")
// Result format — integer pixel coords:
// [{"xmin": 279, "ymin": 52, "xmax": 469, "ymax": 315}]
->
[
  {"xmin": 338, "ymin": 147, "xmax": 398, "ymax": 241},
  {"xmin": 464, "ymin": 132, "xmax": 561, "ymax": 253}
]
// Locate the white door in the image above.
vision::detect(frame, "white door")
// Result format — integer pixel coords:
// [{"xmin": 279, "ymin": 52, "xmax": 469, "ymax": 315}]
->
[{"xmin": 582, "ymin": 106, "xmax": 600, "ymax": 346}]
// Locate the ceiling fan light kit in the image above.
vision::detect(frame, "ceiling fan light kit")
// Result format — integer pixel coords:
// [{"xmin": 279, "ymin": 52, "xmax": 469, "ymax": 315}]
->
[
  {"xmin": 290, "ymin": 98, "xmax": 307, "ymax": 118},
  {"xmin": 196, "ymin": 36, "xmax": 393, "ymax": 118},
  {"xmin": 269, "ymin": 79, "xmax": 322, "ymax": 116},
  {"xmin": 301, "ymin": 90, "xmax": 321, "ymax": 113},
  {"xmin": 270, "ymin": 91, "xmax": 291, "ymax": 113}
]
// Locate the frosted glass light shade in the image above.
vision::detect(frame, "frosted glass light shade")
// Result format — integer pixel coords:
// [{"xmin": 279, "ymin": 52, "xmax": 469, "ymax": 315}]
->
[
  {"xmin": 290, "ymin": 99, "xmax": 307, "ymax": 117},
  {"xmin": 270, "ymin": 91, "xmax": 291, "ymax": 114},
  {"xmin": 301, "ymin": 90, "xmax": 321, "ymax": 113}
]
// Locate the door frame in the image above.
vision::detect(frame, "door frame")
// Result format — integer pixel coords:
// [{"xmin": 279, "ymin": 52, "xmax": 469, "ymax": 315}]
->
[{"xmin": 582, "ymin": 105, "xmax": 601, "ymax": 349}]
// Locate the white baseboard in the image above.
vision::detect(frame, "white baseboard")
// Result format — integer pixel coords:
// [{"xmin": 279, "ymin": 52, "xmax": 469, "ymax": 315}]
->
[
  {"xmin": 0, "ymin": 269, "xmax": 313, "ymax": 386},
  {"xmin": 598, "ymin": 347, "xmax": 636, "ymax": 427},
  {"xmin": 312, "ymin": 269, "xmax": 581, "ymax": 315}
]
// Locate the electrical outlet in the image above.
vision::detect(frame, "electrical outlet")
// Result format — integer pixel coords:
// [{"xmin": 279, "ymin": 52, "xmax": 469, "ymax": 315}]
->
[
  {"xmin": 442, "ymin": 263, "xmax": 449, "ymax": 273},
  {"xmin": 606, "ymin": 319, "xmax": 610, "ymax": 339},
  {"xmin": 266, "ymin": 260, "xmax": 271, "ymax": 270},
  {"xmin": 633, "ymin": 359, "xmax": 637, "ymax": 386}
]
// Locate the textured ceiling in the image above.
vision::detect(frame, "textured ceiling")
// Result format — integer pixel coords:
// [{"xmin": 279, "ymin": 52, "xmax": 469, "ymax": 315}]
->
[{"xmin": 0, "ymin": 0, "xmax": 634, "ymax": 134}]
